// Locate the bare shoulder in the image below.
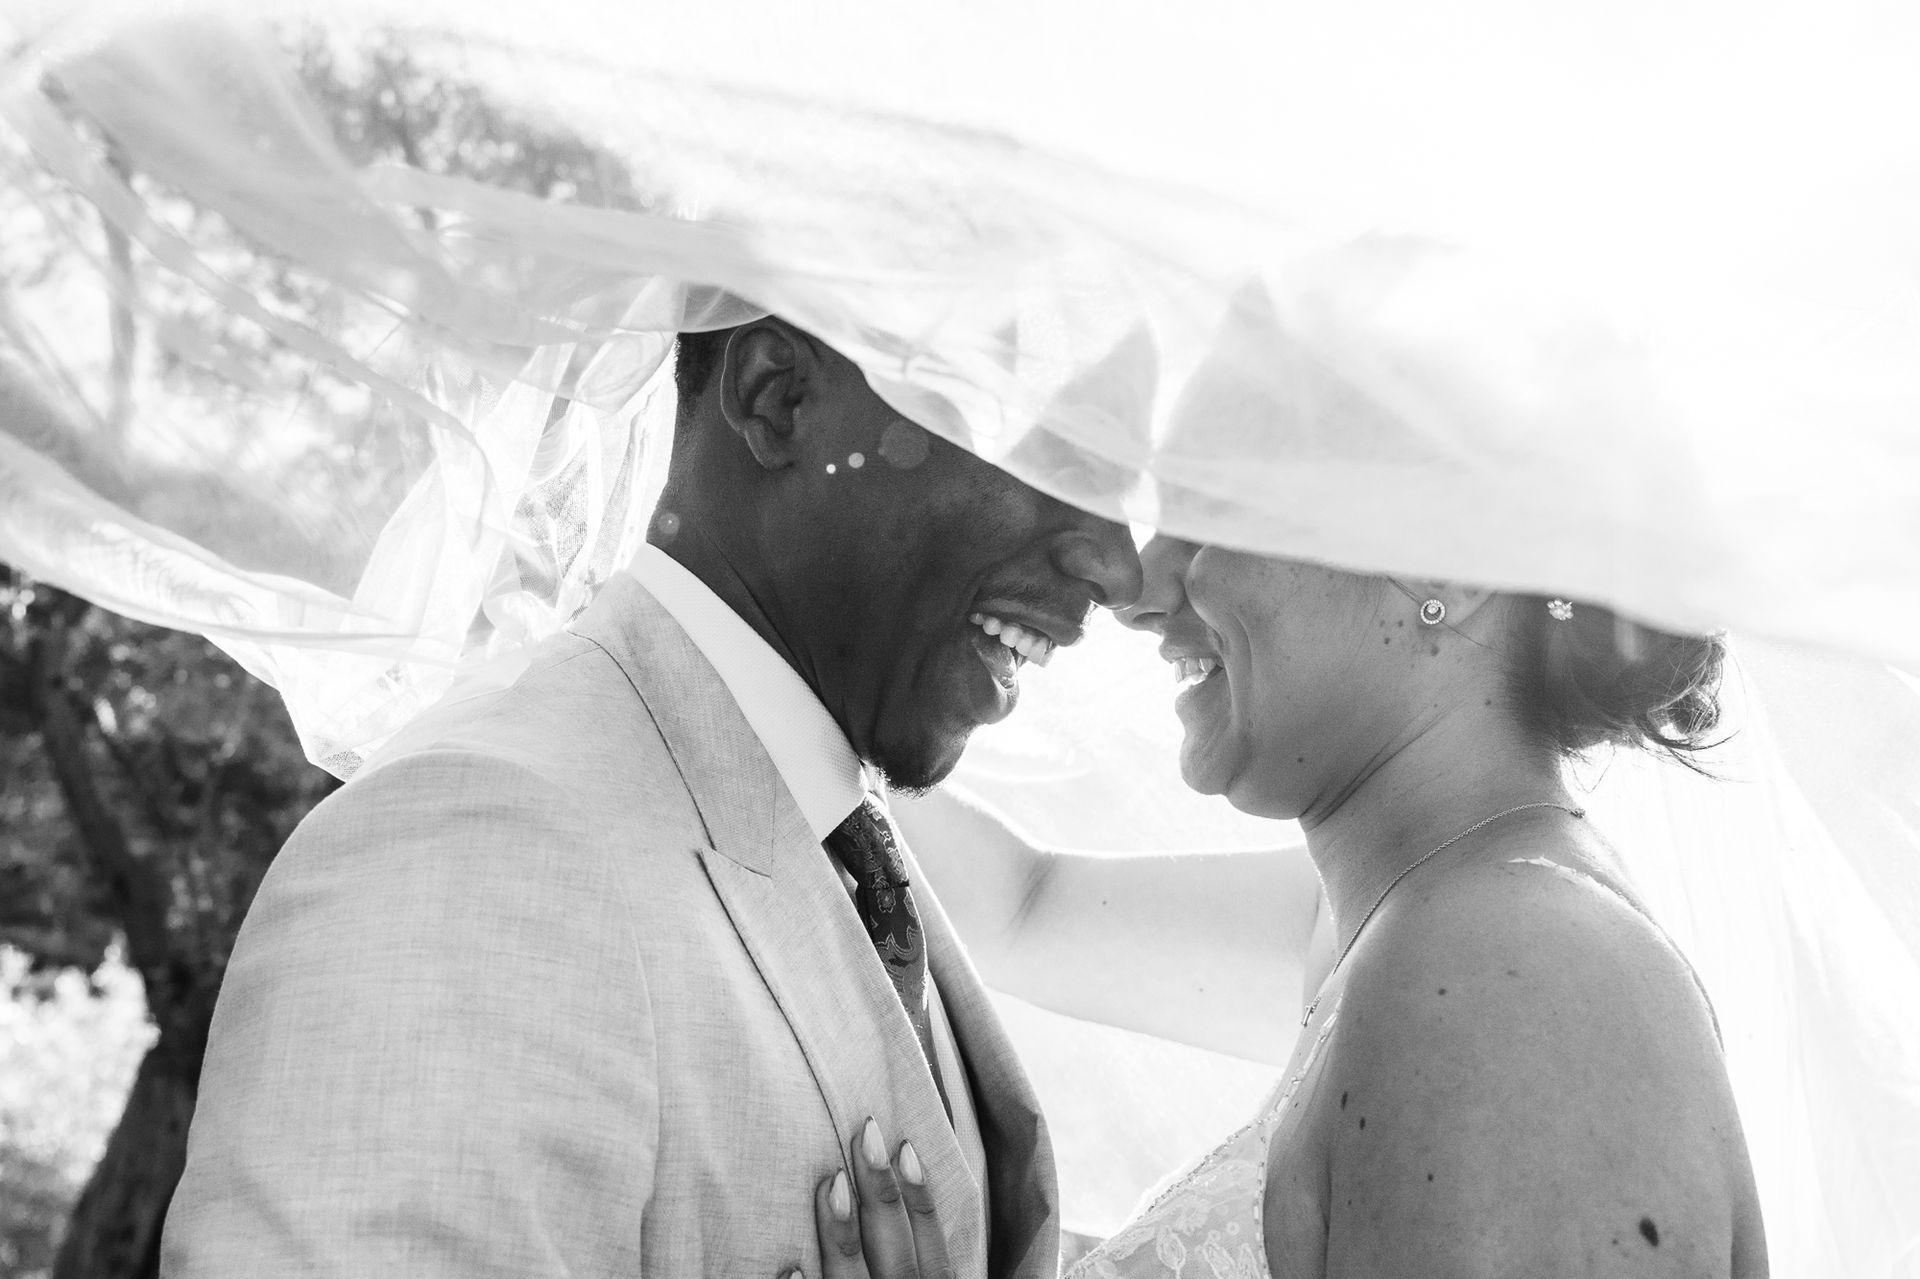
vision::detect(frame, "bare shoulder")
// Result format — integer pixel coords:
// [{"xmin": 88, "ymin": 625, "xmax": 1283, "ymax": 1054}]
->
[
  {"xmin": 1319, "ymin": 849, "xmax": 1764, "ymax": 1275},
  {"xmin": 1360, "ymin": 847, "xmax": 1715, "ymax": 1042}
]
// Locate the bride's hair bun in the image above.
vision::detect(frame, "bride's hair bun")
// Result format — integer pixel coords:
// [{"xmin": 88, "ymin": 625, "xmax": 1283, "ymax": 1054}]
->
[{"xmin": 1506, "ymin": 596, "xmax": 1727, "ymax": 768}]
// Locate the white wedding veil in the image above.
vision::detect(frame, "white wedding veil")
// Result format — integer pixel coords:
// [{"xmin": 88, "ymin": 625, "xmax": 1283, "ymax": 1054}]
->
[{"xmin": 2, "ymin": 1, "xmax": 1916, "ymax": 1272}]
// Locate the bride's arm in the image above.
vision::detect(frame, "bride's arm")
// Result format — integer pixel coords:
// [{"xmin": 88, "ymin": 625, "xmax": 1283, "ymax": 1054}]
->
[{"xmin": 894, "ymin": 786, "xmax": 1326, "ymax": 1066}]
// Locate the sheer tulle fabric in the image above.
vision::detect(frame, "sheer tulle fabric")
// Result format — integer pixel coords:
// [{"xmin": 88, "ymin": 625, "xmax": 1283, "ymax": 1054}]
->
[
  {"xmin": 2, "ymin": 2, "xmax": 1917, "ymax": 1274},
  {"xmin": 5, "ymin": 2, "xmax": 1918, "ymax": 772}
]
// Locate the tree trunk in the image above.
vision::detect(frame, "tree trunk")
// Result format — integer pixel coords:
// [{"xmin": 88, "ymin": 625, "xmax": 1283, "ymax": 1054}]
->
[
  {"xmin": 50, "ymin": 1037, "xmax": 196, "ymax": 1279},
  {"xmin": 30, "ymin": 611, "xmax": 213, "ymax": 1279}
]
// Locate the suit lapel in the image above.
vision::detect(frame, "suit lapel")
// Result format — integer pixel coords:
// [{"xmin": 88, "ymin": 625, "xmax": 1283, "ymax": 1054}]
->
[
  {"xmin": 574, "ymin": 576, "xmax": 990, "ymax": 1277},
  {"xmin": 912, "ymin": 857, "xmax": 1063, "ymax": 1279},
  {"xmin": 699, "ymin": 844, "xmax": 989, "ymax": 1277},
  {"xmin": 574, "ymin": 575, "xmax": 783, "ymax": 874}
]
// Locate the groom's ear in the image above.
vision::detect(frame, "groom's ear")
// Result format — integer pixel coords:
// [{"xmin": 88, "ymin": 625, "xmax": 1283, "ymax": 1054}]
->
[{"xmin": 718, "ymin": 319, "xmax": 813, "ymax": 471}]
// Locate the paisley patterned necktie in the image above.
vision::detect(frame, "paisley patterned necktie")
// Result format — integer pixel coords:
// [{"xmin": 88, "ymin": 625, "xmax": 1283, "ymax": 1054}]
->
[{"xmin": 825, "ymin": 796, "xmax": 944, "ymax": 1096}]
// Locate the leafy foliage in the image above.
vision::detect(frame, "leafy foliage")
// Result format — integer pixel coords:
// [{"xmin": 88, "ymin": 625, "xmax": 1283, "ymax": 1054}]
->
[
  {"xmin": 0, "ymin": 569, "xmax": 335, "ymax": 1279},
  {"xmin": 0, "ymin": 569, "xmax": 336, "ymax": 998},
  {"xmin": 1, "ymin": 951, "xmax": 153, "ymax": 1279}
]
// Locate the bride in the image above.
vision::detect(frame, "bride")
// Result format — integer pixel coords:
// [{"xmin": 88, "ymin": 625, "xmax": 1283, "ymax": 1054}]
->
[{"xmin": 802, "ymin": 536, "xmax": 1767, "ymax": 1277}]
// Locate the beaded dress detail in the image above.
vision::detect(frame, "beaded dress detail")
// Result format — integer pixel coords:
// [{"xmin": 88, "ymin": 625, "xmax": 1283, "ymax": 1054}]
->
[{"xmin": 1067, "ymin": 998, "xmax": 1344, "ymax": 1279}]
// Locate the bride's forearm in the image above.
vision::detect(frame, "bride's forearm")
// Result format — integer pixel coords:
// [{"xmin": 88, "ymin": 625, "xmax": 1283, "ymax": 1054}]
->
[
  {"xmin": 999, "ymin": 845, "xmax": 1320, "ymax": 1064},
  {"xmin": 895, "ymin": 786, "xmax": 1323, "ymax": 1065},
  {"xmin": 891, "ymin": 786, "xmax": 1050, "ymax": 968}
]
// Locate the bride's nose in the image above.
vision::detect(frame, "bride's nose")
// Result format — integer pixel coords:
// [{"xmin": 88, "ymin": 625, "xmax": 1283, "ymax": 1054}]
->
[{"xmin": 1116, "ymin": 535, "xmax": 1199, "ymax": 634}]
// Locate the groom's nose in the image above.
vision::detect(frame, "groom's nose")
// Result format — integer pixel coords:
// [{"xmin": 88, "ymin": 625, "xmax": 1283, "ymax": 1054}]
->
[{"xmin": 1047, "ymin": 513, "xmax": 1142, "ymax": 610}]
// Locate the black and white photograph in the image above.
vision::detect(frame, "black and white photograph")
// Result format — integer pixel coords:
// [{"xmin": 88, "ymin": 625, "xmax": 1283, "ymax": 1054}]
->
[{"xmin": 1, "ymin": 2, "xmax": 1917, "ymax": 1276}]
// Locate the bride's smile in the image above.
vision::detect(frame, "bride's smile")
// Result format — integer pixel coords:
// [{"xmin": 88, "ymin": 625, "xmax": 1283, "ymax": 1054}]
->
[{"xmin": 1126, "ymin": 538, "xmax": 1456, "ymax": 824}]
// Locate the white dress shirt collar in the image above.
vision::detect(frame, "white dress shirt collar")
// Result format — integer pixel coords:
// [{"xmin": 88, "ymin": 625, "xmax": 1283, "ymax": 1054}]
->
[{"xmin": 623, "ymin": 542, "xmax": 867, "ymax": 841}]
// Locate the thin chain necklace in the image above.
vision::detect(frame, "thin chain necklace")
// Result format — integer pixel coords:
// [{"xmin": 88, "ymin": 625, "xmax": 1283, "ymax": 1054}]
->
[{"xmin": 1299, "ymin": 801, "xmax": 1585, "ymax": 1027}]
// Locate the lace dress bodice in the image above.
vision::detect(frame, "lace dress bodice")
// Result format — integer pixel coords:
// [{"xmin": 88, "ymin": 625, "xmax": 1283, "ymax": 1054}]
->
[
  {"xmin": 1065, "ymin": 999, "xmax": 1344, "ymax": 1279},
  {"xmin": 1064, "ymin": 853, "xmax": 1709, "ymax": 1279}
]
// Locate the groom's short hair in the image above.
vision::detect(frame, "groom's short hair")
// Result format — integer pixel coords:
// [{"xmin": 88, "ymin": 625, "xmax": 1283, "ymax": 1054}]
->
[{"xmin": 673, "ymin": 328, "xmax": 738, "ymax": 412}]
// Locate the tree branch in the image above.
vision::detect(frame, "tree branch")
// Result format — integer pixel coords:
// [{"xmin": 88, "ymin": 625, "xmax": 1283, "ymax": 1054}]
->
[{"xmin": 29, "ymin": 615, "xmax": 174, "ymax": 985}]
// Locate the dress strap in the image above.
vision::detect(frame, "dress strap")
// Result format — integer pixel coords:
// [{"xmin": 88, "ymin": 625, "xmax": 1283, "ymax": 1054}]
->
[{"xmin": 1504, "ymin": 856, "xmax": 1724, "ymax": 1045}]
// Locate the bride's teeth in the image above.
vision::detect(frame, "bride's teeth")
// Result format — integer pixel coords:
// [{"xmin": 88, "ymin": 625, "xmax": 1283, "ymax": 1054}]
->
[
  {"xmin": 1172, "ymin": 656, "xmax": 1220, "ymax": 685},
  {"xmin": 981, "ymin": 616, "xmax": 1004, "ymax": 636}
]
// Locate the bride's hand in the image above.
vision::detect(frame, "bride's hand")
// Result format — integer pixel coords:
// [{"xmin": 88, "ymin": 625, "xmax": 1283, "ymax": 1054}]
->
[{"xmin": 782, "ymin": 1116, "xmax": 955, "ymax": 1279}]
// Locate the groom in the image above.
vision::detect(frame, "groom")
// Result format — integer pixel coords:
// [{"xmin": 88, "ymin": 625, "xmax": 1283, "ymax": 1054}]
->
[{"xmin": 162, "ymin": 316, "xmax": 1142, "ymax": 1278}]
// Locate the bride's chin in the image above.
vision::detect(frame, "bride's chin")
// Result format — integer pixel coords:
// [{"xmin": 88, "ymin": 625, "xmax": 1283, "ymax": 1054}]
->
[
  {"xmin": 1175, "ymin": 733, "xmax": 1233, "ymax": 799},
  {"xmin": 1178, "ymin": 733, "xmax": 1301, "ymax": 818},
  {"xmin": 1174, "ymin": 687, "xmax": 1231, "ymax": 794},
  {"xmin": 1175, "ymin": 750, "xmax": 1216, "ymax": 797}
]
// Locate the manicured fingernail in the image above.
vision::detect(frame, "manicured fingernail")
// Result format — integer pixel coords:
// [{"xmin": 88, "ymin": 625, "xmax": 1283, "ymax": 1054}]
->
[
  {"xmin": 898, "ymin": 1139, "xmax": 924, "ymax": 1186},
  {"xmin": 862, "ymin": 1116, "xmax": 886, "ymax": 1168},
  {"xmin": 830, "ymin": 1170, "xmax": 851, "ymax": 1221}
]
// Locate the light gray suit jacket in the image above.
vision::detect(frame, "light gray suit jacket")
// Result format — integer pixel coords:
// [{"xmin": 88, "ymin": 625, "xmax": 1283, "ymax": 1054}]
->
[{"xmin": 162, "ymin": 576, "xmax": 1059, "ymax": 1278}]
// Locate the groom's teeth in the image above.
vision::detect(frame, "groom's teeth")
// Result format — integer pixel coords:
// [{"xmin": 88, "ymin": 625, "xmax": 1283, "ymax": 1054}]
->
[{"xmin": 971, "ymin": 613, "xmax": 1056, "ymax": 669}]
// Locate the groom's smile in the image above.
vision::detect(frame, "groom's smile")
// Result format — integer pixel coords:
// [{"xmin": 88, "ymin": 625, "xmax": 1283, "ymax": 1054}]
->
[
  {"xmin": 947, "ymin": 594, "xmax": 1085, "ymax": 727},
  {"xmin": 657, "ymin": 316, "xmax": 1141, "ymax": 792},
  {"xmin": 855, "ymin": 509, "xmax": 1119, "ymax": 791},
  {"xmin": 813, "ymin": 429, "xmax": 1138, "ymax": 792},
  {"xmin": 966, "ymin": 598, "xmax": 1080, "ymax": 683},
  {"xmin": 968, "ymin": 612, "xmax": 1059, "ymax": 674}
]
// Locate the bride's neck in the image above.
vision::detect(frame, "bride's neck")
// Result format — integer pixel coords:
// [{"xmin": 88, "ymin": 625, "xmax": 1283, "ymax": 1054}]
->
[{"xmin": 1301, "ymin": 711, "xmax": 1572, "ymax": 949}]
